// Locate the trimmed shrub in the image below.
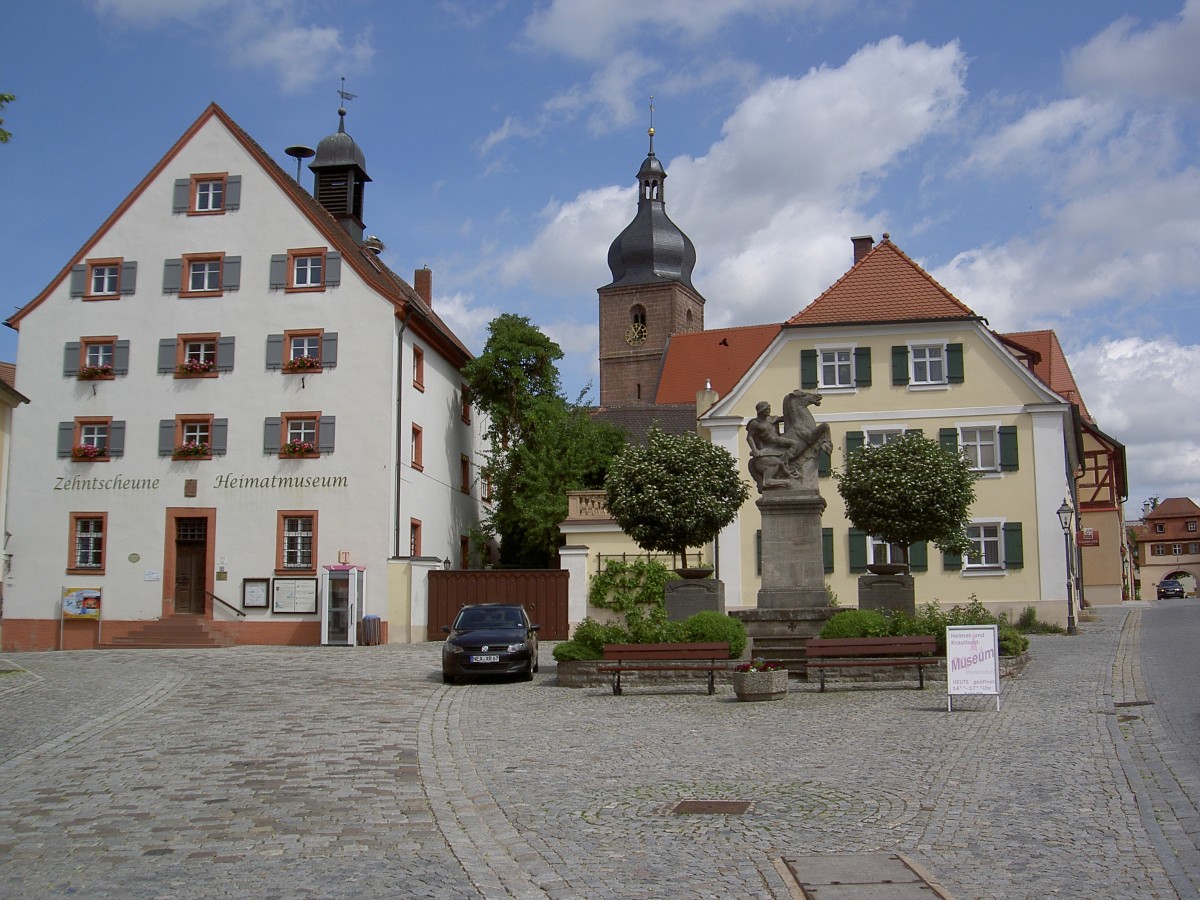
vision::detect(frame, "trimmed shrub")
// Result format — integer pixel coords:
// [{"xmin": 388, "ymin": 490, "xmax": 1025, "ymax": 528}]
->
[
  {"xmin": 682, "ymin": 611, "xmax": 747, "ymax": 658},
  {"xmin": 817, "ymin": 599, "xmax": 1030, "ymax": 657},
  {"xmin": 820, "ymin": 609, "xmax": 891, "ymax": 639}
]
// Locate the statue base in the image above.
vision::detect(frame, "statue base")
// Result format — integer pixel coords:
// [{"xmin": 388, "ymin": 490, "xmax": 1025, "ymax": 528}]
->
[
  {"xmin": 858, "ymin": 573, "xmax": 916, "ymax": 617},
  {"xmin": 664, "ymin": 579, "xmax": 725, "ymax": 621},
  {"xmin": 756, "ymin": 488, "xmax": 830, "ymax": 609}
]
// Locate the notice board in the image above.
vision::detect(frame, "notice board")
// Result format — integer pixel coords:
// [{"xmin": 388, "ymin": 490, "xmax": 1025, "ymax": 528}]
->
[{"xmin": 946, "ymin": 624, "xmax": 1000, "ymax": 710}]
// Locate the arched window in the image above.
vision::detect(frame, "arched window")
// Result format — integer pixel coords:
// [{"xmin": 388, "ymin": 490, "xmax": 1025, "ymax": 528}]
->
[{"xmin": 631, "ymin": 305, "xmax": 647, "ymax": 327}]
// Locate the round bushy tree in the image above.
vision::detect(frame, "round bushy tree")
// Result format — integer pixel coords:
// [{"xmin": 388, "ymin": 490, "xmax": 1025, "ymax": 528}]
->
[
  {"xmin": 604, "ymin": 427, "xmax": 750, "ymax": 569},
  {"xmin": 835, "ymin": 431, "xmax": 978, "ymax": 566}
]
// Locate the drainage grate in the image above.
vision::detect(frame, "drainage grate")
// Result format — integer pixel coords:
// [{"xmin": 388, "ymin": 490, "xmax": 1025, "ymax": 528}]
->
[
  {"xmin": 1114, "ymin": 700, "xmax": 1154, "ymax": 708},
  {"xmin": 671, "ymin": 799, "xmax": 752, "ymax": 815}
]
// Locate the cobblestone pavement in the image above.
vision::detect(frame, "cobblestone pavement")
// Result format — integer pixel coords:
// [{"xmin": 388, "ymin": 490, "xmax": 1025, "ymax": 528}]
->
[{"xmin": 0, "ymin": 603, "xmax": 1190, "ymax": 899}]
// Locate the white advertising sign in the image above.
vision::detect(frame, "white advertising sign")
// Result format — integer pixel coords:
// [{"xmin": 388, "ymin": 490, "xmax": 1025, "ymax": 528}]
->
[{"xmin": 946, "ymin": 625, "xmax": 1000, "ymax": 711}]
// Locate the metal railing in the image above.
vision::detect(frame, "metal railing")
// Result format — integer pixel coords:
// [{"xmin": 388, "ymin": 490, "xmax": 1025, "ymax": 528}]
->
[{"xmin": 207, "ymin": 590, "xmax": 246, "ymax": 618}]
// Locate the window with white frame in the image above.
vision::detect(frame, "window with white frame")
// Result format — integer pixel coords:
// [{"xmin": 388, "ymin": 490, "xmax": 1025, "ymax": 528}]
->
[
  {"xmin": 865, "ymin": 428, "xmax": 903, "ymax": 447},
  {"xmin": 960, "ymin": 426, "xmax": 998, "ymax": 471},
  {"xmin": 966, "ymin": 523, "xmax": 1003, "ymax": 568},
  {"xmin": 90, "ymin": 263, "xmax": 119, "ymax": 296},
  {"xmin": 1173, "ymin": 544, "xmax": 1184, "ymax": 555},
  {"xmin": 869, "ymin": 536, "xmax": 905, "ymax": 566},
  {"xmin": 910, "ymin": 344, "xmax": 945, "ymax": 385},
  {"xmin": 820, "ymin": 348, "xmax": 854, "ymax": 389},
  {"xmin": 292, "ymin": 254, "xmax": 323, "ymax": 288},
  {"xmin": 290, "ymin": 333, "xmax": 320, "ymax": 362},
  {"xmin": 287, "ymin": 417, "xmax": 317, "ymax": 446},
  {"xmin": 189, "ymin": 258, "xmax": 221, "ymax": 293},
  {"xmin": 195, "ymin": 178, "xmax": 225, "ymax": 212},
  {"xmin": 80, "ymin": 421, "xmax": 109, "ymax": 452}
]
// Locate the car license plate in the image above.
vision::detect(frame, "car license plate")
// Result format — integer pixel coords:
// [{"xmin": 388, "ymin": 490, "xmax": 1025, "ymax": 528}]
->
[{"xmin": 471, "ymin": 654, "xmax": 500, "ymax": 663}]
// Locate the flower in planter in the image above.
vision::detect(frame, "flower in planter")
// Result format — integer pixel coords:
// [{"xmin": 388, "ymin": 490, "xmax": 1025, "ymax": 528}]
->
[
  {"xmin": 77, "ymin": 364, "xmax": 114, "ymax": 380},
  {"xmin": 283, "ymin": 356, "xmax": 321, "ymax": 372},
  {"xmin": 174, "ymin": 441, "xmax": 211, "ymax": 457},
  {"xmin": 282, "ymin": 440, "xmax": 318, "ymax": 456},
  {"xmin": 72, "ymin": 444, "xmax": 107, "ymax": 459},
  {"xmin": 733, "ymin": 657, "xmax": 785, "ymax": 673},
  {"xmin": 176, "ymin": 359, "xmax": 215, "ymax": 375}
]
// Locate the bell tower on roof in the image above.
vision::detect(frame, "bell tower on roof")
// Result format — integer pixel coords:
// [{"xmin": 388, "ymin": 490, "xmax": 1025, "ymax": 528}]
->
[
  {"xmin": 598, "ymin": 110, "xmax": 705, "ymax": 408},
  {"xmin": 309, "ymin": 101, "xmax": 371, "ymax": 243}
]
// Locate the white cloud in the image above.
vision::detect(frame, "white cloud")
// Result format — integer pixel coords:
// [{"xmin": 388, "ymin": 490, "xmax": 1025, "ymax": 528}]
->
[
  {"xmin": 1065, "ymin": 0, "xmax": 1200, "ymax": 105},
  {"xmin": 90, "ymin": 0, "xmax": 373, "ymax": 94},
  {"xmin": 428, "ymin": 291, "xmax": 500, "ymax": 356}
]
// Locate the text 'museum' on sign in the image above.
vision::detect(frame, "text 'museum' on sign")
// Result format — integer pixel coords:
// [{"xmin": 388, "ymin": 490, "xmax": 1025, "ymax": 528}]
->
[{"xmin": 946, "ymin": 624, "xmax": 1000, "ymax": 711}]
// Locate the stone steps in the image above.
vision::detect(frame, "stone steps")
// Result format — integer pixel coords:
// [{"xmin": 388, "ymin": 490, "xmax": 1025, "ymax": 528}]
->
[{"xmin": 101, "ymin": 615, "xmax": 234, "ymax": 649}]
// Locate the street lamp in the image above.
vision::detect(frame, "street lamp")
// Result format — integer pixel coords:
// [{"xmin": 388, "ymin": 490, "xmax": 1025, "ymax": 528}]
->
[
  {"xmin": 1057, "ymin": 499, "xmax": 1078, "ymax": 635},
  {"xmin": 442, "ymin": 557, "xmax": 452, "ymax": 571}
]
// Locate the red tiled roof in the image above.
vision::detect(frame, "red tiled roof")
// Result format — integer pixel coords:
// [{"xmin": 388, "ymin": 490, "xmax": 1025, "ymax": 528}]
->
[
  {"xmin": 1146, "ymin": 498, "xmax": 1200, "ymax": 520},
  {"xmin": 655, "ymin": 323, "xmax": 781, "ymax": 405},
  {"xmin": 0, "ymin": 362, "xmax": 15, "ymax": 390},
  {"xmin": 999, "ymin": 330, "xmax": 1090, "ymax": 421},
  {"xmin": 787, "ymin": 238, "xmax": 980, "ymax": 326}
]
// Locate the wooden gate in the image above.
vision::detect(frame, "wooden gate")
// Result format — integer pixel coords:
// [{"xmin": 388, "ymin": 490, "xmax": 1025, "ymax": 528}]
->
[{"xmin": 427, "ymin": 569, "xmax": 570, "ymax": 641}]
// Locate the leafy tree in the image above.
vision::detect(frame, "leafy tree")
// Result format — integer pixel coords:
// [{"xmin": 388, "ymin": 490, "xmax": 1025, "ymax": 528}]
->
[
  {"xmin": 462, "ymin": 314, "xmax": 627, "ymax": 568},
  {"xmin": 834, "ymin": 431, "xmax": 978, "ymax": 567},
  {"xmin": 0, "ymin": 93, "xmax": 14, "ymax": 144},
  {"xmin": 605, "ymin": 426, "xmax": 750, "ymax": 570}
]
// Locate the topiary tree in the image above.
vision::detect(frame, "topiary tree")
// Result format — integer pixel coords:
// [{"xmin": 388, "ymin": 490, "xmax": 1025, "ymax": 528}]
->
[
  {"xmin": 834, "ymin": 431, "xmax": 978, "ymax": 569},
  {"xmin": 604, "ymin": 427, "xmax": 750, "ymax": 571}
]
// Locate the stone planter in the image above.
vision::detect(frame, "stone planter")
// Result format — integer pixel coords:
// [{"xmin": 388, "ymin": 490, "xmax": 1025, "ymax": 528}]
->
[{"xmin": 731, "ymin": 669, "xmax": 788, "ymax": 702}]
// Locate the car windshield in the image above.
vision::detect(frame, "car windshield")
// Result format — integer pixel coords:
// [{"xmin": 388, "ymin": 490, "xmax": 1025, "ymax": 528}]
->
[{"xmin": 454, "ymin": 608, "xmax": 522, "ymax": 630}]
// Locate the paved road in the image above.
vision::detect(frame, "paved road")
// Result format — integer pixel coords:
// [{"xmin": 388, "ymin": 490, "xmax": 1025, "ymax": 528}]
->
[{"xmin": 0, "ymin": 602, "xmax": 1193, "ymax": 899}]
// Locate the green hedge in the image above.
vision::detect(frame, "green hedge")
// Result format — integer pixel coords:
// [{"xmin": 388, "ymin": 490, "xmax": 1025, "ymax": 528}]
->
[
  {"xmin": 552, "ymin": 611, "xmax": 746, "ymax": 661},
  {"xmin": 819, "ymin": 597, "xmax": 1030, "ymax": 657}
]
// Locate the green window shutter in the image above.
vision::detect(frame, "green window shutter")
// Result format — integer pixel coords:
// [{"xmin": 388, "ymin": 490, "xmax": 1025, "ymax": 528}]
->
[
  {"xmin": 892, "ymin": 346, "xmax": 909, "ymax": 385},
  {"xmin": 848, "ymin": 529, "xmax": 868, "ymax": 573},
  {"xmin": 818, "ymin": 448, "xmax": 831, "ymax": 477},
  {"xmin": 846, "ymin": 431, "xmax": 864, "ymax": 455},
  {"xmin": 943, "ymin": 548, "xmax": 962, "ymax": 571},
  {"xmin": 999, "ymin": 426, "xmax": 1019, "ymax": 471},
  {"xmin": 755, "ymin": 530, "xmax": 762, "ymax": 576},
  {"xmin": 854, "ymin": 346, "xmax": 872, "ymax": 386},
  {"xmin": 947, "ymin": 343, "xmax": 964, "ymax": 383},
  {"xmin": 939, "ymin": 427, "xmax": 958, "ymax": 453},
  {"xmin": 800, "ymin": 349, "xmax": 818, "ymax": 389},
  {"xmin": 1003, "ymin": 522, "xmax": 1024, "ymax": 569},
  {"xmin": 823, "ymin": 528, "xmax": 834, "ymax": 574},
  {"xmin": 909, "ymin": 541, "xmax": 928, "ymax": 572}
]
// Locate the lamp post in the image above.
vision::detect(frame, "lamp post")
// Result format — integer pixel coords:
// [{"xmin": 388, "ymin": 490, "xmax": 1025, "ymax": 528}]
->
[{"xmin": 1057, "ymin": 499, "xmax": 1078, "ymax": 635}]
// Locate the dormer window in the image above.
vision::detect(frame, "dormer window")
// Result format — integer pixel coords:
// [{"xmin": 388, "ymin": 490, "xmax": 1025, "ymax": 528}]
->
[{"xmin": 1157, "ymin": 523, "xmax": 1166, "ymax": 533}]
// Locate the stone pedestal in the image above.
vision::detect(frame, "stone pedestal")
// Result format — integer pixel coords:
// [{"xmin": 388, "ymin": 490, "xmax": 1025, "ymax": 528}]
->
[
  {"xmin": 730, "ymin": 607, "xmax": 839, "ymax": 669},
  {"xmin": 756, "ymin": 488, "xmax": 830, "ymax": 608},
  {"xmin": 664, "ymin": 579, "xmax": 725, "ymax": 621},
  {"xmin": 857, "ymin": 573, "xmax": 916, "ymax": 617}
]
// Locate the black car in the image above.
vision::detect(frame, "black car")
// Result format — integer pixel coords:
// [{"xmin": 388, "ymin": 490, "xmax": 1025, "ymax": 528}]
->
[
  {"xmin": 441, "ymin": 604, "xmax": 540, "ymax": 684},
  {"xmin": 1157, "ymin": 579, "xmax": 1186, "ymax": 599}
]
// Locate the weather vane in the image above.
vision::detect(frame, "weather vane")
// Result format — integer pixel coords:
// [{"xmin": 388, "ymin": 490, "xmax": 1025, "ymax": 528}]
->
[{"xmin": 338, "ymin": 77, "xmax": 357, "ymax": 104}]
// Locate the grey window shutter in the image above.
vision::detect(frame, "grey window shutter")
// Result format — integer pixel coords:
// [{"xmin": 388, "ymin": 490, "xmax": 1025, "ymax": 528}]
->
[
  {"xmin": 69, "ymin": 265, "xmax": 86, "ymax": 298},
  {"xmin": 63, "ymin": 342, "xmax": 81, "ymax": 376},
  {"xmin": 159, "ymin": 420, "xmax": 176, "ymax": 456},
  {"xmin": 909, "ymin": 541, "xmax": 928, "ymax": 572},
  {"xmin": 846, "ymin": 431, "xmax": 864, "ymax": 455},
  {"xmin": 211, "ymin": 418, "xmax": 229, "ymax": 454},
  {"xmin": 58, "ymin": 422, "xmax": 75, "ymax": 457},
  {"xmin": 265, "ymin": 334, "xmax": 284, "ymax": 370},
  {"xmin": 943, "ymin": 548, "xmax": 962, "ymax": 571},
  {"xmin": 822, "ymin": 527, "xmax": 834, "ymax": 574},
  {"xmin": 318, "ymin": 416, "xmax": 336, "ymax": 453},
  {"xmin": 848, "ymin": 529, "xmax": 868, "ymax": 573},
  {"xmin": 163, "ymin": 258, "xmax": 182, "ymax": 293},
  {"xmin": 158, "ymin": 338, "xmax": 177, "ymax": 374},
  {"xmin": 263, "ymin": 417, "xmax": 282, "ymax": 454},
  {"xmin": 854, "ymin": 346, "xmax": 872, "ymax": 386},
  {"xmin": 322, "ymin": 332, "xmax": 338, "ymax": 367},
  {"xmin": 1003, "ymin": 522, "xmax": 1024, "ymax": 569},
  {"xmin": 939, "ymin": 427, "xmax": 958, "ymax": 453},
  {"xmin": 947, "ymin": 343, "xmax": 964, "ymax": 383},
  {"xmin": 221, "ymin": 256, "xmax": 241, "ymax": 291},
  {"xmin": 225, "ymin": 175, "xmax": 242, "ymax": 210},
  {"xmin": 216, "ymin": 336, "xmax": 236, "ymax": 372},
  {"xmin": 324, "ymin": 251, "xmax": 341, "ymax": 287},
  {"xmin": 891, "ymin": 346, "xmax": 909, "ymax": 385},
  {"xmin": 999, "ymin": 426, "xmax": 1019, "ymax": 471},
  {"xmin": 172, "ymin": 178, "xmax": 190, "ymax": 213},
  {"xmin": 109, "ymin": 420, "xmax": 126, "ymax": 457},
  {"xmin": 269, "ymin": 254, "xmax": 287, "ymax": 289},
  {"xmin": 800, "ymin": 349, "xmax": 817, "ymax": 389},
  {"xmin": 119, "ymin": 261, "xmax": 138, "ymax": 295},
  {"xmin": 114, "ymin": 340, "xmax": 131, "ymax": 375},
  {"xmin": 818, "ymin": 448, "xmax": 831, "ymax": 478}
]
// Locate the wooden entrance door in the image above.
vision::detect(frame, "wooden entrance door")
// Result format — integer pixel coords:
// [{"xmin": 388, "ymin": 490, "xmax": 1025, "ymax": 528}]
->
[{"xmin": 174, "ymin": 518, "xmax": 208, "ymax": 614}]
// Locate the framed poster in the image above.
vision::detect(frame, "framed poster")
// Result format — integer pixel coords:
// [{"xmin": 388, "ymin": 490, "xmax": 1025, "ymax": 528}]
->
[
  {"xmin": 242, "ymin": 578, "xmax": 269, "ymax": 609},
  {"xmin": 946, "ymin": 625, "xmax": 1000, "ymax": 711},
  {"xmin": 272, "ymin": 577, "xmax": 318, "ymax": 614},
  {"xmin": 62, "ymin": 587, "xmax": 102, "ymax": 620}
]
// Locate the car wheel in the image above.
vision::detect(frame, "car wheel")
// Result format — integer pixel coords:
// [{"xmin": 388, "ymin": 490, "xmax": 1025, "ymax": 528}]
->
[{"xmin": 521, "ymin": 659, "xmax": 534, "ymax": 682}]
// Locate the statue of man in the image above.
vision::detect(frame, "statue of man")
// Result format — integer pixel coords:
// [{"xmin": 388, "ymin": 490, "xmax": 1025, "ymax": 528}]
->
[
  {"xmin": 747, "ymin": 400, "xmax": 802, "ymax": 490},
  {"xmin": 747, "ymin": 390, "xmax": 832, "ymax": 492}
]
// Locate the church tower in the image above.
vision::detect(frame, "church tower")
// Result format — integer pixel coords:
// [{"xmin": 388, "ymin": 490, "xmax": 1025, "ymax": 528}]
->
[{"xmin": 598, "ymin": 123, "xmax": 705, "ymax": 407}]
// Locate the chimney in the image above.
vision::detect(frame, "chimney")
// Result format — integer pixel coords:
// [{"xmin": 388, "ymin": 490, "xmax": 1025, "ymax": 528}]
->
[
  {"xmin": 851, "ymin": 235, "xmax": 874, "ymax": 264},
  {"xmin": 414, "ymin": 267, "xmax": 432, "ymax": 306}
]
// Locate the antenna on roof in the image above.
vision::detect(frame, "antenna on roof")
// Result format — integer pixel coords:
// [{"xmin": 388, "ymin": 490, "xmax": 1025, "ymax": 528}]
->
[{"xmin": 285, "ymin": 145, "xmax": 315, "ymax": 180}]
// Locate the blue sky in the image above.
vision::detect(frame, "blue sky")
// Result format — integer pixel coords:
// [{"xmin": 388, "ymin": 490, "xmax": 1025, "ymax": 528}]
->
[{"xmin": 2, "ymin": 1, "xmax": 1198, "ymax": 516}]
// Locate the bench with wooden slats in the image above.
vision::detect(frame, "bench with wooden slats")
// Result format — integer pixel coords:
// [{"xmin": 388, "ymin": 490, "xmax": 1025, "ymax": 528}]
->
[
  {"xmin": 598, "ymin": 642, "xmax": 730, "ymax": 695},
  {"xmin": 804, "ymin": 635, "xmax": 939, "ymax": 692}
]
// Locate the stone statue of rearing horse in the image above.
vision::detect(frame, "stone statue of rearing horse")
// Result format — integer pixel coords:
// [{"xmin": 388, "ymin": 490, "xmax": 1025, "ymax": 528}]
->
[{"xmin": 747, "ymin": 388, "xmax": 832, "ymax": 492}]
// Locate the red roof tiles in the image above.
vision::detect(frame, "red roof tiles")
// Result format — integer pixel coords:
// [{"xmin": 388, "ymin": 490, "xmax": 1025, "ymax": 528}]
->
[{"xmin": 655, "ymin": 323, "xmax": 780, "ymax": 405}]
